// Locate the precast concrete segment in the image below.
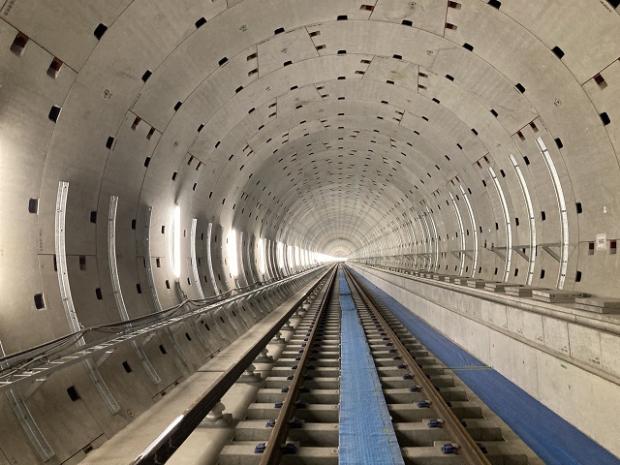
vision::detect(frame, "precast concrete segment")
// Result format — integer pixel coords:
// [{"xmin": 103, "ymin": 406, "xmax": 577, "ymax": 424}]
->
[
  {"xmin": 350, "ymin": 268, "xmax": 620, "ymax": 465},
  {"xmin": 338, "ymin": 270, "xmax": 405, "ymax": 465}
]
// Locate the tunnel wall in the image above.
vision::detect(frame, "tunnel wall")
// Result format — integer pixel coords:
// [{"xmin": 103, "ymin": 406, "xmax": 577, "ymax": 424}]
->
[
  {"xmin": 1, "ymin": 0, "xmax": 620, "ymax": 461},
  {"xmin": 2, "ymin": 0, "xmax": 620, "ymax": 360},
  {"xmin": 0, "ymin": 266, "xmax": 322, "ymax": 465},
  {"xmin": 351, "ymin": 263, "xmax": 620, "ymax": 457}
]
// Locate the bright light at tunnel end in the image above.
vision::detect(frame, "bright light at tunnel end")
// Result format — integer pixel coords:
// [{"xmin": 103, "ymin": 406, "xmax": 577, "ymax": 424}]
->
[{"xmin": 314, "ymin": 252, "xmax": 346, "ymax": 263}]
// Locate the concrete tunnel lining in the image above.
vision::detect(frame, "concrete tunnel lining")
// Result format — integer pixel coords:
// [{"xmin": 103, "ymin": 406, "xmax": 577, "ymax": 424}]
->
[{"xmin": 1, "ymin": 0, "xmax": 620, "ymax": 463}]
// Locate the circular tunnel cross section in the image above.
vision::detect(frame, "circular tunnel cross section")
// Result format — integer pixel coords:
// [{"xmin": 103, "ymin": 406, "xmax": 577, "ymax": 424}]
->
[{"xmin": 1, "ymin": 2, "xmax": 620, "ymax": 465}]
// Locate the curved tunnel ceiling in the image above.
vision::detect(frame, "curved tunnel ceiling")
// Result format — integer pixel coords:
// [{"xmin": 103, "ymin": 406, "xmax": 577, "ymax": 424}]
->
[{"xmin": 2, "ymin": 0, "xmax": 620, "ymax": 352}]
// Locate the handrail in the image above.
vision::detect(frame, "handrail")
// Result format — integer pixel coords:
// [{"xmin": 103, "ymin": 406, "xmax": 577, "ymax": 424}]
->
[{"xmin": 0, "ymin": 266, "xmax": 326, "ymax": 388}]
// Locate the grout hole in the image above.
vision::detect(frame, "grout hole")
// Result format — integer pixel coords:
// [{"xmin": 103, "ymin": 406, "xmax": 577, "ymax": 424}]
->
[
  {"xmin": 593, "ymin": 73, "xmax": 607, "ymax": 89},
  {"xmin": 48, "ymin": 105, "xmax": 61, "ymax": 122},
  {"xmin": 67, "ymin": 386, "xmax": 81, "ymax": 401},
  {"xmin": 34, "ymin": 293, "xmax": 45, "ymax": 310},
  {"xmin": 551, "ymin": 46, "xmax": 565, "ymax": 59},
  {"xmin": 47, "ymin": 57, "xmax": 63, "ymax": 78},
  {"xmin": 600, "ymin": 112, "xmax": 611, "ymax": 125},
  {"xmin": 93, "ymin": 23, "xmax": 108, "ymax": 40},
  {"xmin": 10, "ymin": 32, "xmax": 28, "ymax": 56},
  {"xmin": 28, "ymin": 198, "xmax": 39, "ymax": 214}
]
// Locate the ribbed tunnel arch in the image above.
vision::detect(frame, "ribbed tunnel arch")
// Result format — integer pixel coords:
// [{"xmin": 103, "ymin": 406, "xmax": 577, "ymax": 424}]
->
[
  {"xmin": 2, "ymin": 2, "xmax": 620, "ymax": 461},
  {"xmin": 2, "ymin": 0, "xmax": 620, "ymax": 343}
]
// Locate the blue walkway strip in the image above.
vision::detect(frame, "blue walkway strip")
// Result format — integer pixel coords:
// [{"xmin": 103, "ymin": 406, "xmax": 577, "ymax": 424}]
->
[
  {"xmin": 338, "ymin": 271, "xmax": 405, "ymax": 465},
  {"xmin": 350, "ymin": 268, "xmax": 620, "ymax": 465}
]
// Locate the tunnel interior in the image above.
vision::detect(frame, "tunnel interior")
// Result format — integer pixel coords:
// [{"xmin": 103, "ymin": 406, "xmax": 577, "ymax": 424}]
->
[{"xmin": 1, "ymin": 0, "xmax": 620, "ymax": 464}]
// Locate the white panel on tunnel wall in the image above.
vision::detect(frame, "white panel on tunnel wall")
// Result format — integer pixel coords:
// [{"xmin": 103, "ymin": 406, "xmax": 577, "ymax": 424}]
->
[
  {"xmin": 276, "ymin": 241, "xmax": 285, "ymax": 270},
  {"xmin": 55, "ymin": 182, "xmax": 120, "ymax": 414},
  {"xmin": 419, "ymin": 214, "xmax": 432, "ymax": 271},
  {"xmin": 287, "ymin": 244, "xmax": 294, "ymax": 272},
  {"xmin": 294, "ymin": 246, "xmax": 301, "ymax": 270},
  {"xmin": 425, "ymin": 208, "xmax": 439, "ymax": 271},
  {"xmin": 510, "ymin": 155, "xmax": 537, "ymax": 285},
  {"xmin": 536, "ymin": 137, "xmax": 569, "ymax": 289},
  {"xmin": 242, "ymin": 232, "xmax": 254, "ymax": 285},
  {"xmin": 459, "ymin": 185, "xmax": 478, "ymax": 278},
  {"xmin": 190, "ymin": 218, "xmax": 205, "ymax": 299},
  {"xmin": 238, "ymin": 231, "xmax": 248, "ymax": 284},
  {"xmin": 144, "ymin": 206, "xmax": 163, "ymax": 311},
  {"xmin": 258, "ymin": 238, "xmax": 267, "ymax": 275},
  {"xmin": 206, "ymin": 222, "xmax": 220, "ymax": 295},
  {"xmin": 170, "ymin": 206, "xmax": 181, "ymax": 278},
  {"xmin": 227, "ymin": 228, "xmax": 239, "ymax": 278},
  {"xmin": 55, "ymin": 181, "xmax": 81, "ymax": 334},
  {"xmin": 108, "ymin": 195, "xmax": 161, "ymax": 385},
  {"xmin": 449, "ymin": 192, "xmax": 466, "ymax": 276},
  {"xmin": 489, "ymin": 167, "xmax": 513, "ymax": 283},
  {"xmin": 108, "ymin": 196, "xmax": 129, "ymax": 319}
]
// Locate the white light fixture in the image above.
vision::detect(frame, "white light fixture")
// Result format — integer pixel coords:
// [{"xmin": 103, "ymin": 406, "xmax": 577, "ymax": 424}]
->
[
  {"xmin": 277, "ymin": 241, "xmax": 285, "ymax": 269},
  {"xmin": 171, "ymin": 206, "xmax": 181, "ymax": 278},
  {"xmin": 294, "ymin": 246, "xmax": 300, "ymax": 269},
  {"xmin": 258, "ymin": 237, "xmax": 267, "ymax": 275},
  {"xmin": 287, "ymin": 245, "xmax": 294, "ymax": 270},
  {"xmin": 227, "ymin": 228, "xmax": 239, "ymax": 277}
]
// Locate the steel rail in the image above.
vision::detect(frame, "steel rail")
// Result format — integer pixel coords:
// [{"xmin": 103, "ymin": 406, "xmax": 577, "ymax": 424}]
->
[
  {"xmin": 344, "ymin": 267, "xmax": 493, "ymax": 465},
  {"xmin": 257, "ymin": 265, "xmax": 338, "ymax": 465},
  {"xmin": 126, "ymin": 265, "xmax": 335, "ymax": 464}
]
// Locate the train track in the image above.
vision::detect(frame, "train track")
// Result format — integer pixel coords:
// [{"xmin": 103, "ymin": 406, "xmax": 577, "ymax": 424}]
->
[{"xmin": 141, "ymin": 264, "xmax": 540, "ymax": 465}]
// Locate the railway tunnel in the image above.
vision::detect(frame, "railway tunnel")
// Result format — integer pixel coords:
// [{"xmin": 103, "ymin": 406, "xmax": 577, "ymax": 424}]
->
[{"xmin": 1, "ymin": 0, "xmax": 620, "ymax": 464}]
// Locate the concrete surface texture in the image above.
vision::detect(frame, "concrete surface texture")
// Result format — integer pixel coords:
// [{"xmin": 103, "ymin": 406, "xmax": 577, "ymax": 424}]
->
[{"xmin": 1, "ymin": 0, "xmax": 620, "ymax": 464}]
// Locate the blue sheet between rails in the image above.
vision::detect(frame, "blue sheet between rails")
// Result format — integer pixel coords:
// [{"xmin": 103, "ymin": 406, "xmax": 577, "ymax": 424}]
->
[
  {"xmin": 350, "ymin": 268, "xmax": 620, "ymax": 465},
  {"xmin": 338, "ymin": 271, "xmax": 406, "ymax": 465}
]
